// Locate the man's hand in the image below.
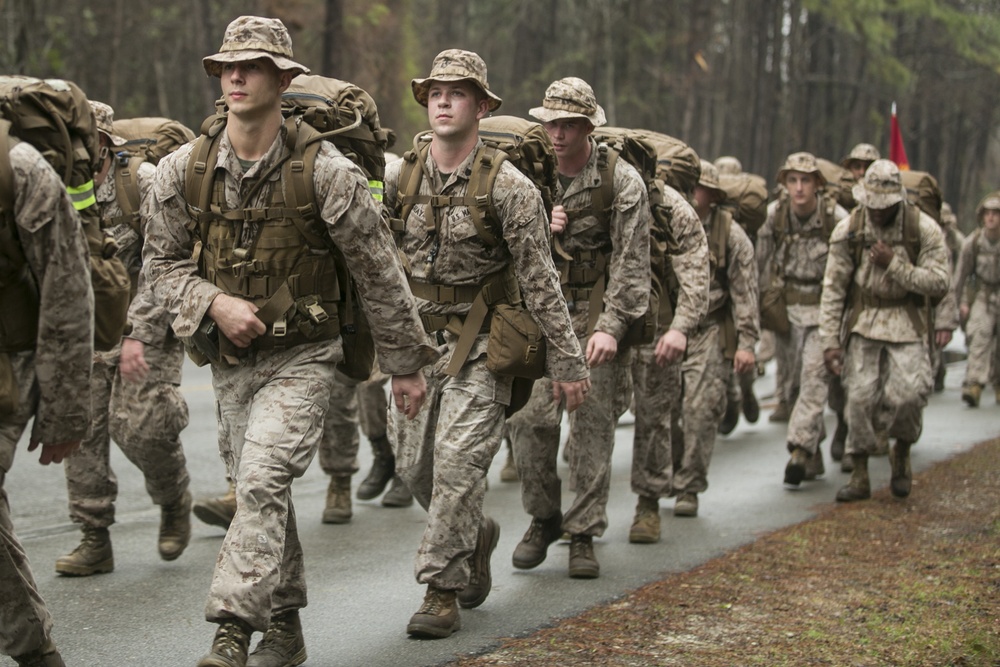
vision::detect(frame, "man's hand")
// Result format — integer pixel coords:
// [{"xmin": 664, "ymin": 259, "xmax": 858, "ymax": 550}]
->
[
  {"xmin": 654, "ymin": 329, "xmax": 687, "ymax": 366},
  {"xmin": 550, "ymin": 205, "xmax": 568, "ymax": 235},
  {"xmin": 119, "ymin": 337, "xmax": 149, "ymax": 383},
  {"xmin": 935, "ymin": 329, "xmax": 953, "ymax": 348},
  {"xmin": 27, "ymin": 439, "xmax": 80, "ymax": 465},
  {"xmin": 823, "ymin": 347, "xmax": 844, "ymax": 376},
  {"xmin": 207, "ymin": 294, "xmax": 266, "ymax": 348},
  {"xmin": 391, "ymin": 371, "xmax": 427, "ymax": 420},
  {"xmin": 959, "ymin": 303, "xmax": 970, "ymax": 325},
  {"xmin": 869, "ymin": 240, "xmax": 894, "ymax": 269},
  {"xmin": 552, "ymin": 377, "xmax": 591, "ymax": 413},
  {"xmin": 586, "ymin": 331, "xmax": 618, "ymax": 367},
  {"xmin": 733, "ymin": 349, "xmax": 755, "ymax": 375}
]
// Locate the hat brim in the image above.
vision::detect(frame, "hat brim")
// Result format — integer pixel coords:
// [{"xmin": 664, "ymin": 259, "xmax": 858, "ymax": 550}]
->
[
  {"xmin": 853, "ymin": 182, "xmax": 905, "ymax": 209},
  {"xmin": 777, "ymin": 168, "xmax": 826, "ymax": 188},
  {"xmin": 98, "ymin": 130, "xmax": 128, "ymax": 147},
  {"xmin": 528, "ymin": 105, "xmax": 606, "ymax": 128},
  {"xmin": 203, "ymin": 51, "xmax": 310, "ymax": 78},
  {"xmin": 411, "ymin": 76, "xmax": 502, "ymax": 111}
]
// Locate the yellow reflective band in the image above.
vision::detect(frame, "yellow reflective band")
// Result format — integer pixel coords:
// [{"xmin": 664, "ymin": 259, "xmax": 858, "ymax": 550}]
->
[
  {"xmin": 368, "ymin": 179, "xmax": 384, "ymax": 203},
  {"xmin": 67, "ymin": 180, "xmax": 96, "ymax": 210}
]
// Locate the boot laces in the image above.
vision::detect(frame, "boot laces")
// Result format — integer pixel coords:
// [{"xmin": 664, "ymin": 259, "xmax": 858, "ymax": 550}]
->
[
  {"xmin": 418, "ymin": 589, "xmax": 450, "ymax": 615},
  {"xmin": 256, "ymin": 615, "xmax": 297, "ymax": 651},
  {"xmin": 213, "ymin": 620, "xmax": 249, "ymax": 657}
]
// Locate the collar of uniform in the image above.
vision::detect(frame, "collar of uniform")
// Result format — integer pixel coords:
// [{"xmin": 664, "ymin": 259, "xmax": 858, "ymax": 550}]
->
[
  {"xmin": 427, "ymin": 136, "xmax": 484, "ymax": 190},
  {"xmin": 216, "ymin": 123, "xmax": 287, "ymax": 182}
]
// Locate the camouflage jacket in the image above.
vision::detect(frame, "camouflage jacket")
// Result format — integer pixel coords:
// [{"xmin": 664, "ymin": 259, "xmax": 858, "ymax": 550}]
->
[
  {"xmin": 658, "ymin": 183, "xmax": 708, "ymax": 337},
  {"xmin": 954, "ymin": 229, "xmax": 1000, "ymax": 309},
  {"xmin": 704, "ymin": 207, "xmax": 759, "ymax": 353}
]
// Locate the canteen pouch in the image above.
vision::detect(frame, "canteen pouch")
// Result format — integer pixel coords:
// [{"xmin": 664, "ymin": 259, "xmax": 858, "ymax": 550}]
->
[
  {"xmin": 486, "ymin": 304, "xmax": 546, "ymax": 380},
  {"xmin": 760, "ymin": 284, "xmax": 790, "ymax": 335},
  {"xmin": 187, "ymin": 316, "xmax": 221, "ymax": 367}
]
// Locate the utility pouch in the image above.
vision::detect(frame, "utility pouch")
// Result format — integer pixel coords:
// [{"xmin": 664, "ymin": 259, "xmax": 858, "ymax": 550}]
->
[
  {"xmin": 186, "ymin": 316, "xmax": 221, "ymax": 367},
  {"xmin": 760, "ymin": 284, "xmax": 790, "ymax": 335},
  {"xmin": 0, "ymin": 354, "xmax": 18, "ymax": 416},
  {"xmin": 620, "ymin": 292, "xmax": 659, "ymax": 349},
  {"xmin": 486, "ymin": 304, "xmax": 546, "ymax": 380}
]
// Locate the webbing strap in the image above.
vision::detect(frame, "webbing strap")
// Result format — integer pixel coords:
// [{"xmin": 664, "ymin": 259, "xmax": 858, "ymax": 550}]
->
[{"xmin": 444, "ymin": 290, "xmax": 490, "ymax": 377}]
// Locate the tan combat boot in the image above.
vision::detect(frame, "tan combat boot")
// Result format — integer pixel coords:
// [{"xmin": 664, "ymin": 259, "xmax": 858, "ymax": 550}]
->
[
  {"xmin": 783, "ymin": 446, "xmax": 810, "ymax": 488},
  {"xmin": 406, "ymin": 587, "xmax": 461, "ymax": 638},
  {"xmin": 159, "ymin": 489, "xmax": 192, "ymax": 561},
  {"xmin": 768, "ymin": 400, "xmax": 791, "ymax": 423},
  {"xmin": 889, "ymin": 440, "xmax": 913, "ymax": 498},
  {"xmin": 381, "ymin": 475, "xmax": 413, "ymax": 507},
  {"xmin": 193, "ymin": 481, "xmax": 237, "ymax": 530},
  {"xmin": 457, "ymin": 517, "xmax": 500, "ymax": 609},
  {"xmin": 512, "ymin": 511, "xmax": 563, "ymax": 569},
  {"xmin": 962, "ymin": 383, "xmax": 982, "ymax": 408},
  {"xmin": 322, "ymin": 475, "xmax": 352, "ymax": 524},
  {"xmin": 198, "ymin": 618, "xmax": 253, "ymax": 667},
  {"xmin": 55, "ymin": 526, "xmax": 113, "ymax": 576},
  {"xmin": 804, "ymin": 446, "xmax": 825, "ymax": 480},
  {"xmin": 835, "ymin": 454, "xmax": 871, "ymax": 502},
  {"xmin": 628, "ymin": 495, "xmax": 660, "ymax": 543},
  {"xmin": 568, "ymin": 534, "xmax": 600, "ymax": 579},
  {"xmin": 356, "ymin": 435, "xmax": 394, "ymax": 500},
  {"xmin": 247, "ymin": 611, "xmax": 306, "ymax": 667},
  {"xmin": 12, "ymin": 638, "xmax": 65, "ymax": 667}
]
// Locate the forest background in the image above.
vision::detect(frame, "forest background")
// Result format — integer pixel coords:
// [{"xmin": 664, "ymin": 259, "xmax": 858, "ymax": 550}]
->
[{"xmin": 4, "ymin": 0, "xmax": 998, "ymax": 229}]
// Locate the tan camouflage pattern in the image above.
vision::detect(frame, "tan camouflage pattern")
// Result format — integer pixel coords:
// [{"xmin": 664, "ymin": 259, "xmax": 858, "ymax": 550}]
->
[
  {"xmin": 954, "ymin": 230, "xmax": 1000, "ymax": 387},
  {"xmin": 89, "ymin": 100, "xmax": 127, "ymax": 146},
  {"xmin": 819, "ymin": 208, "xmax": 951, "ymax": 350},
  {"xmin": 411, "ymin": 49, "xmax": 502, "ymax": 110},
  {"xmin": 776, "ymin": 151, "xmax": 826, "ymax": 185},
  {"xmin": 714, "ymin": 156, "xmax": 743, "ymax": 176},
  {"xmin": 852, "ymin": 159, "xmax": 906, "ymax": 210},
  {"xmin": 1, "ymin": 142, "xmax": 93, "ymax": 658},
  {"xmin": 706, "ymin": 209, "xmax": 759, "ymax": 352},
  {"xmin": 202, "ymin": 15, "xmax": 309, "ymax": 77},
  {"xmin": 657, "ymin": 183, "xmax": 710, "ymax": 337},
  {"xmin": 840, "ymin": 142, "xmax": 881, "ymax": 167},
  {"xmin": 317, "ymin": 373, "xmax": 387, "ymax": 475},
  {"xmin": 675, "ymin": 324, "xmax": 729, "ymax": 494},
  {"xmin": 529, "ymin": 77, "xmax": 607, "ymax": 127}
]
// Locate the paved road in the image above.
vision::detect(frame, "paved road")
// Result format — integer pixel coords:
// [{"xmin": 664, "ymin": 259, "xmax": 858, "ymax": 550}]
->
[{"xmin": 6, "ymin": 341, "xmax": 997, "ymax": 667}]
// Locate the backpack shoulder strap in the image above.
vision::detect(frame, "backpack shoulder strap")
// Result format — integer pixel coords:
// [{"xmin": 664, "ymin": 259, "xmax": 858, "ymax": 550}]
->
[
  {"xmin": 903, "ymin": 203, "xmax": 922, "ymax": 265},
  {"xmin": 592, "ymin": 143, "xmax": 617, "ymax": 224},
  {"xmin": 184, "ymin": 114, "xmax": 227, "ymax": 215},
  {"xmin": 109, "ymin": 155, "xmax": 146, "ymax": 233},
  {"xmin": 468, "ymin": 142, "xmax": 508, "ymax": 248},
  {"xmin": 397, "ymin": 134, "xmax": 432, "ymax": 225}
]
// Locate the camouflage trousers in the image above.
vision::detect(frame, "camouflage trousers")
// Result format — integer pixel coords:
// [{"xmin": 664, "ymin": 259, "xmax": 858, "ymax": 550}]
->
[
  {"xmin": 0, "ymin": 352, "xmax": 53, "ymax": 658},
  {"xmin": 317, "ymin": 372, "xmax": 388, "ymax": 476},
  {"xmin": 784, "ymin": 324, "xmax": 832, "ymax": 455},
  {"xmin": 389, "ymin": 341, "xmax": 510, "ymax": 591},
  {"xmin": 675, "ymin": 324, "xmax": 729, "ymax": 495},
  {"xmin": 842, "ymin": 334, "xmax": 932, "ymax": 455},
  {"xmin": 507, "ymin": 348, "xmax": 630, "ymax": 537},
  {"xmin": 772, "ymin": 330, "xmax": 799, "ymax": 407},
  {"xmin": 63, "ymin": 340, "xmax": 190, "ymax": 527},
  {"xmin": 962, "ymin": 291, "xmax": 999, "ymax": 387},
  {"xmin": 629, "ymin": 344, "xmax": 681, "ymax": 498},
  {"xmin": 206, "ymin": 342, "xmax": 338, "ymax": 631}
]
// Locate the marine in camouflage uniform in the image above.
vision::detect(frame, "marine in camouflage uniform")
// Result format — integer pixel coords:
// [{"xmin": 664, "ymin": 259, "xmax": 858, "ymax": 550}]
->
[
  {"xmin": 627, "ymin": 181, "xmax": 708, "ymax": 543},
  {"xmin": 756, "ymin": 153, "xmax": 848, "ymax": 487},
  {"xmin": 56, "ymin": 101, "xmax": 192, "ymax": 577},
  {"xmin": 506, "ymin": 77, "xmax": 649, "ymax": 579},
  {"xmin": 0, "ymin": 140, "xmax": 93, "ymax": 667},
  {"xmin": 820, "ymin": 160, "xmax": 950, "ymax": 502},
  {"xmin": 143, "ymin": 16, "xmax": 436, "ymax": 667},
  {"xmin": 673, "ymin": 161, "xmax": 758, "ymax": 516},
  {"xmin": 954, "ymin": 193, "xmax": 1000, "ymax": 407},
  {"xmin": 385, "ymin": 53, "xmax": 589, "ymax": 637}
]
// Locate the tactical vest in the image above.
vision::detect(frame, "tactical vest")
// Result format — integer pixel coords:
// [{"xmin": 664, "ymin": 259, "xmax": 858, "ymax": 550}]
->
[{"xmin": 772, "ymin": 192, "xmax": 839, "ymax": 306}]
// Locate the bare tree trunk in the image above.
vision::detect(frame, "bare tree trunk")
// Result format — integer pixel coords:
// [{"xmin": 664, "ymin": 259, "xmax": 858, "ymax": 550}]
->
[{"xmin": 321, "ymin": 0, "xmax": 344, "ymax": 76}]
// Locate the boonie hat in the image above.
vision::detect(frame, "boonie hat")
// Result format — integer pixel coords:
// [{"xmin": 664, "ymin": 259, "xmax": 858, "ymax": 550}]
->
[
  {"xmin": 714, "ymin": 156, "xmax": 742, "ymax": 176},
  {"xmin": 840, "ymin": 142, "xmax": 881, "ymax": 168},
  {"xmin": 89, "ymin": 101, "xmax": 127, "ymax": 147},
  {"xmin": 776, "ymin": 151, "xmax": 826, "ymax": 186},
  {"xmin": 853, "ymin": 159, "xmax": 906, "ymax": 210},
  {"xmin": 529, "ymin": 77, "xmax": 606, "ymax": 128},
  {"xmin": 976, "ymin": 192, "xmax": 1000, "ymax": 221},
  {"xmin": 411, "ymin": 49, "xmax": 502, "ymax": 111},
  {"xmin": 697, "ymin": 160, "xmax": 726, "ymax": 200},
  {"xmin": 203, "ymin": 16, "xmax": 309, "ymax": 78}
]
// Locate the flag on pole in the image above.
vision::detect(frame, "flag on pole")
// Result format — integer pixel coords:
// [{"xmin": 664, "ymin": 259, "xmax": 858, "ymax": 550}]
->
[{"xmin": 889, "ymin": 102, "xmax": 909, "ymax": 171}]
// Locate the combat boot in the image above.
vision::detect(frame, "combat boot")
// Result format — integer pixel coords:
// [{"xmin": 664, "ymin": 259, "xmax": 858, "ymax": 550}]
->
[
  {"xmin": 406, "ymin": 587, "xmax": 461, "ymax": 639},
  {"xmin": 830, "ymin": 413, "xmax": 847, "ymax": 462},
  {"xmin": 247, "ymin": 611, "xmax": 306, "ymax": 667},
  {"xmin": 933, "ymin": 360, "xmax": 946, "ymax": 393},
  {"xmin": 322, "ymin": 475, "xmax": 352, "ymax": 524},
  {"xmin": 55, "ymin": 526, "xmax": 113, "ymax": 576},
  {"xmin": 198, "ymin": 617, "xmax": 253, "ymax": 667},
  {"xmin": 512, "ymin": 511, "xmax": 562, "ymax": 569},
  {"xmin": 741, "ymin": 386, "xmax": 760, "ymax": 423},
  {"xmin": 193, "ymin": 481, "xmax": 237, "ymax": 530},
  {"xmin": 381, "ymin": 475, "xmax": 413, "ymax": 507},
  {"xmin": 457, "ymin": 517, "xmax": 499, "ymax": 609},
  {"xmin": 889, "ymin": 440, "xmax": 913, "ymax": 498},
  {"xmin": 835, "ymin": 454, "xmax": 871, "ymax": 502},
  {"xmin": 12, "ymin": 639, "xmax": 65, "ymax": 667},
  {"xmin": 717, "ymin": 397, "xmax": 739, "ymax": 435},
  {"xmin": 962, "ymin": 383, "xmax": 982, "ymax": 408},
  {"xmin": 783, "ymin": 446, "xmax": 810, "ymax": 488},
  {"xmin": 356, "ymin": 435, "xmax": 394, "ymax": 500},
  {"xmin": 768, "ymin": 400, "xmax": 791, "ymax": 423},
  {"xmin": 159, "ymin": 489, "xmax": 192, "ymax": 561},
  {"xmin": 628, "ymin": 495, "xmax": 660, "ymax": 544},
  {"xmin": 804, "ymin": 446, "xmax": 825, "ymax": 480},
  {"xmin": 568, "ymin": 534, "xmax": 599, "ymax": 579},
  {"xmin": 499, "ymin": 451, "xmax": 519, "ymax": 482},
  {"xmin": 674, "ymin": 492, "xmax": 699, "ymax": 517}
]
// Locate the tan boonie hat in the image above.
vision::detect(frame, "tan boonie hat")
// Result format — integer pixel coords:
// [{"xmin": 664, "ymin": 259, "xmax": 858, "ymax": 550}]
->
[
  {"xmin": 714, "ymin": 156, "xmax": 742, "ymax": 176},
  {"xmin": 853, "ymin": 159, "xmax": 906, "ymax": 209},
  {"xmin": 776, "ymin": 151, "xmax": 826, "ymax": 186},
  {"xmin": 840, "ymin": 142, "xmax": 881, "ymax": 168},
  {"xmin": 976, "ymin": 192, "xmax": 1000, "ymax": 221},
  {"xmin": 203, "ymin": 16, "xmax": 309, "ymax": 78},
  {"xmin": 89, "ymin": 100, "xmax": 127, "ymax": 147},
  {"xmin": 529, "ymin": 77, "xmax": 606, "ymax": 127},
  {"xmin": 697, "ymin": 160, "xmax": 726, "ymax": 200},
  {"xmin": 411, "ymin": 49, "xmax": 502, "ymax": 111}
]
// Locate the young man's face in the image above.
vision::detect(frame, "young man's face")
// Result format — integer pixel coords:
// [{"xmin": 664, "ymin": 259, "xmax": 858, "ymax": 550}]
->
[
  {"xmin": 868, "ymin": 202, "xmax": 900, "ymax": 228},
  {"xmin": 220, "ymin": 58, "xmax": 290, "ymax": 119},
  {"xmin": 983, "ymin": 208, "xmax": 1000, "ymax": 235},
  {"xmin": 846, "ymin": 160, "xmax": 870, "ymax": 180},
  {"xmin": 426, "ymin": 80, "xmax": 488, "ymax": 140},
  {"xmin": 692, "ymin": 185, "xmax": 716, "ymax": 216},
  {"xmin": 542, "ymin": 118, "xmax": 593, "ymax": 167},
  {"xmin": 784, "ymin": 171, "xmax": 820, "ymax": 215}
]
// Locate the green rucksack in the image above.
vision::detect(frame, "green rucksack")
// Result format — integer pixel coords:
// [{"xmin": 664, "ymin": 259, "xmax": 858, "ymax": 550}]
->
[
  {"xmin": 718, "ymin": 172, "xmax": 768, "ymax": 242},
  {"xmin": 900, "ymin": 170, "xmax": 943, "ymax": 224},
  {"xmin": 0, "ymin": 75, "xmax": 130, "ymax": 352},
  {"xmin": 817, "ymin": 157, "xmax": 858, "ymax": 210}
]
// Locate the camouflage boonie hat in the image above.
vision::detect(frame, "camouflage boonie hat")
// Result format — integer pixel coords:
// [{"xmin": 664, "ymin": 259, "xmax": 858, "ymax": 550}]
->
[
  {"xmin": 89, "ymin": 100, "xmax": 127, "ymax": 147},
  {"xmin": 203, "ymin": 16, "xmax": 309, "ymax": 78},
  {"xmin": 529, "ymin": 77, "xmax": 606, "ymax": 127},
  {"xmin": 853, "ymin": 159, "xmax": 906, "ymax": 210},
  {"xmin": 697, "ymin": 160, "xmax": 726, "ymax": 199},
  {"xmin": 976, "ymin": 192, "xmax": 1000, "ymax": 221},
  {"xmin": 776, "ymin": 151, "xmax": 826, "ymax": 186},
  {"xmin": 840, "ymin": 142, "xmax": 881, "ymax": 168},
  {"xmin": 411, "ymin": 49, "xmax": 502, "ymax": 111},
  {"xmin": 714, "ymin": 156, "xmax": 742, "ymax": 176}
]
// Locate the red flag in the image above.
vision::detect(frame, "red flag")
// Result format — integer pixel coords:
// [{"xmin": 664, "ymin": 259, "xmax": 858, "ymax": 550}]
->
[{"xmin": 889, "ymin": 102, "xmax": 909, "ymax": 171}]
